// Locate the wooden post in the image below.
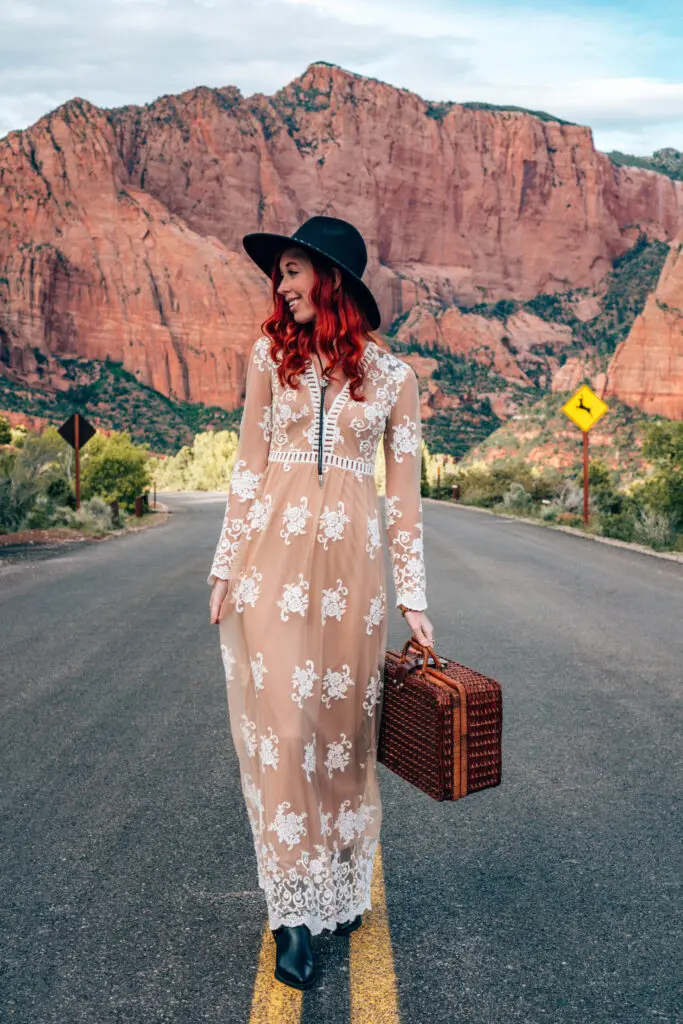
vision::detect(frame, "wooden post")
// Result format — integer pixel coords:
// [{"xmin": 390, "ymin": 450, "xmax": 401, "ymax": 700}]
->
[
  {"xmin": 75, "ymin": 412, "xmax": 81, "ymax": 510},
  {"xmin": 583, "ymin": 430, "xmax": 589, "ymax": 525},
  {"xmin": 436, "ymin": 464, "xmax": 441, "ymax": 499}
]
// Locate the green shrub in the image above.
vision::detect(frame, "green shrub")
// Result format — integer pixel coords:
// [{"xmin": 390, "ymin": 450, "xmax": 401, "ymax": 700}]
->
[
  {"xmin": 630, "ymin": 420, "xmax": 683, "ymax": 531},
  {"xmin": 502, "ymin": 481, "xmax": 533, "ymax": 512},
  {"xmin": 46, "ymin": 475, "xmax": 75, "ymax": 509},
  {"xmin": 0, "ymin": 475, "xmax": 37, "ymax": 532},
  {"xmin": 73, "ymin": 496, "xmax": 114, "ymax": 533},
  {"xmin": 81, "ymin": 432, "xmax": 150, "ymax": 512},
  {"xmin": 598, "ymin": 510, "xmax": 636, "ymax": 542},
  {"xmin": 150, "ymin": 429, "xmax": 239, "ymax": 491},
  {"xmin": 632, "ymin": 506, "xmax": 677, "ymax": 549}
]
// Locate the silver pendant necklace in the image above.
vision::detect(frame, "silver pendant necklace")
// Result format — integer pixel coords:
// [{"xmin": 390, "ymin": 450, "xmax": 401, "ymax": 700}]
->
[{"xmin": 314, "ymin": 351, "xmax": 329, "ymax": 488}]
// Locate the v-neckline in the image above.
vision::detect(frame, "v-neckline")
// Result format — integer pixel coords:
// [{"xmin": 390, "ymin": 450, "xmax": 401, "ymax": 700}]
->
[{"xmin": 305, "ymin": 341, "xmax": 374, "ymax": 414}]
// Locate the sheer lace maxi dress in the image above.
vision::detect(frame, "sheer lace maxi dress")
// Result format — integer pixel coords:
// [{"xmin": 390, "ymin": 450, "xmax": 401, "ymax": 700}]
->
[{"xmin": 207, "ymin": 335, "xmax": 428, "ymax": 936}]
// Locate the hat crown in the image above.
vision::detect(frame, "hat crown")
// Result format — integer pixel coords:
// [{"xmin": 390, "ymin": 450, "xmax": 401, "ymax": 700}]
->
[
  {"xmin": 291, "ymin": 216, "xmax": 368, "ymax": 278},
  {"xmin": 241, "ymin": 214, "xmax": 381, "ymax": 329}
]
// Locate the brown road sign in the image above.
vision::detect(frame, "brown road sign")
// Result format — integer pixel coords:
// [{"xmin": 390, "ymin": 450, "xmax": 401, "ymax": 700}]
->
[
  {"xmin": 57, "ymin": 412, "xmax": 96, "ymax": 450},
  {"xmin": 57, "ymin": 412, "xmax": 97, "ymax": 510},
  {"xmin": 561, "ymin": 385, "xmax": 609, "ymax": 432}
]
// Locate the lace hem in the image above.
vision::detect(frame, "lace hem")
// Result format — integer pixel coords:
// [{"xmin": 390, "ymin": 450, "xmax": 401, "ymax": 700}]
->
[{"xmin": 266, "ymin": 892, "xmax": 374, "ymax": 936}]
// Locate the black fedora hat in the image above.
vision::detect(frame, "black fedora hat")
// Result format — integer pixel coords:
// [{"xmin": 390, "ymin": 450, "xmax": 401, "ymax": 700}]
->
[{"xmin": 242, "ymin": 215, "xmax": 382, "ymax": 330}]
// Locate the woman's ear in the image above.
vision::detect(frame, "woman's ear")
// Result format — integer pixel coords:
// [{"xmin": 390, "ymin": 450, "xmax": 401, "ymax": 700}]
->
[{"xmin": 332, "ymin": 267, "xmax": 342, "ymax": 291}]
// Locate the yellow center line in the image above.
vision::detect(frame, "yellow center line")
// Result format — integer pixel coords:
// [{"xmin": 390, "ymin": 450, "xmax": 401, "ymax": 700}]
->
[
  {"xmin": 248, "ymin": 841, "xmax": 400, "ymax": 1024},
  {"xmin": 248, "ymin": 926, "xmax": 303, "ymax": 1024},
  {"xmin": 349, "ymin": 842, "xmax": 401, "ymax": 1023}
]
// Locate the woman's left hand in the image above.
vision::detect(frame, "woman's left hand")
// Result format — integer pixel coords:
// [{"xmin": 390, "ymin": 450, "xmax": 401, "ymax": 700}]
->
[{"xmin": 402, "ymin": 609, "xmax": 435, "ymax": 647}]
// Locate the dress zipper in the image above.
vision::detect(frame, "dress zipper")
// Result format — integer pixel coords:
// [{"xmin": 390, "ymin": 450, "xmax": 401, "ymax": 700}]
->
[{"xmin": 315, "ymin": 352, "xmax": 328, "ymax": 488}]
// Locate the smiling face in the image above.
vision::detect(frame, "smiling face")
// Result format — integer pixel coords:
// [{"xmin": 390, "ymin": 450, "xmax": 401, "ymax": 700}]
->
[
  {"xmin": 276, "ymin": 246, "xmax": 342, "ymax": 325},
  {"xmin": 276, "ymin": 247, "xmax": 317, "ymax": 324}
]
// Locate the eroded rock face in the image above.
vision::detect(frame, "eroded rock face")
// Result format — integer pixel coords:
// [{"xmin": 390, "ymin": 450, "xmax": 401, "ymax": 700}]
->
[
  {"xmin": 605, "ymin": 235, "xmax": 683, "ymax": 419},
  {"xmin": 394, "ymin": 303, "xmax": 578, "ymax": 387},
  {"xmin": 0, "ymin": 99, "xmax": 269, "ymax": 410},
  {"xmin": 1, "ymin": 62, "xmax": 682, "ymax": 415},
  {"xmin": 551, "ymin": 356, "xmax": 608, "ymax": 397}
]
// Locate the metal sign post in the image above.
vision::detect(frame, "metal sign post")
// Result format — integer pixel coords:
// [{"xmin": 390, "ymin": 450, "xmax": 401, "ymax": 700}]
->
[
  {"xmin": 561, "ymin": 385, "xmax": 610, "ymax": 525},
  {"xmin": 57, "ymin": 412, "xmax": 96, "ymax": 510}
]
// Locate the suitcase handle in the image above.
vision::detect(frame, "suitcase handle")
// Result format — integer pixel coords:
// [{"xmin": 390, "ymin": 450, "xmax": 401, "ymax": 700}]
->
[{"xmin": 399, "ymin": 637, "xmax": 445, "ymax": 674}]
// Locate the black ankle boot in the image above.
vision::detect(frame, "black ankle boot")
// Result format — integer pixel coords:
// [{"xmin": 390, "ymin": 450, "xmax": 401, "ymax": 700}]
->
[
  {"xmin": 272, "ymin": 924, "xmax": 316, "ymax": 989},
  {"xmin": 332, "ymin": 913, "xmax": 362, "ymax": 937}
]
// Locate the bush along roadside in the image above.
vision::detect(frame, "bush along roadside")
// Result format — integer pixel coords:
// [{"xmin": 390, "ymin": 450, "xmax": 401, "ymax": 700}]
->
[
  {"xmin": 0, "ymin": 416, "xmax": 155, "ymax": 540},
  {"xmin": 421, "ymin": 420, "xmax": 683, "ymax": 555}
]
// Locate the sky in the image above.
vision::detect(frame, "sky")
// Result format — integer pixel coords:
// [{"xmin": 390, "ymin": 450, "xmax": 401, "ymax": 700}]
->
[{"xmin": 1, "ymin": 0, "xmax": 682, "ymax": 154}]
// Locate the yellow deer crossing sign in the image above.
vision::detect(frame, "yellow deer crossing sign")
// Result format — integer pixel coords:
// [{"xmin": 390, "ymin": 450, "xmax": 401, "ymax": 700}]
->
[
  {"xmin": 562, "ymin": 385, "xmax": 609, "ymax": 432},
  {"xmin": 561, "ymin": 385, "xmax": 610, "ymax": 526}
]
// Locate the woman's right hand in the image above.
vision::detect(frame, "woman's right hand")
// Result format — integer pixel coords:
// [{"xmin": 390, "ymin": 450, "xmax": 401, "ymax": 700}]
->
[{"xmin": 209, "ymin": 578, "xmax": 231, "ymax": 625}]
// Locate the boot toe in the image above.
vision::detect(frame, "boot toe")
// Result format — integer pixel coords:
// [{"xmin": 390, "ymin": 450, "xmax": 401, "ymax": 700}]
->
[{"xmin": 272, "ymin": 924, "xmax": 317, "ymax": 989}]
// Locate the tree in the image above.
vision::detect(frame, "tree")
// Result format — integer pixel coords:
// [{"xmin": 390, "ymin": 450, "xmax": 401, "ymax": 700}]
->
[
  {"xmin": 149, "ymin": 429, "xmax": 239, "ymax": 491},
  {"xmin": 0, "ymin": 415, "xmax": 11, "ymax": 445},
  {"xmin": 630, "ymin": 420, "xmax": 683, "ymax": 529},
  {"xmin": 81, "ymin": 432, "xmax": 151, "ymax": 511}
]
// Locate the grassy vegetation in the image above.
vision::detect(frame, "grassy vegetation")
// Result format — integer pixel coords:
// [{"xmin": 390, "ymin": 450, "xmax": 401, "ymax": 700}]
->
[
  {"xmin": 607, "ymin": 148, "xmax": 683, "ymax": 182},
  {"xmin": 387, "ymin": 336, "xmax": 538, "ymax": 457},
  {"xmin": 464, "ymin": 390, "xmax": 659, "ymax": 485},
  {"xmin": 0, "ymin": 357, "xmax": 242, "ymax": 456},
  {"xmin": 420, "ymin": 419, "xmax": 683, "ymax": 554},
  {"xmin": 459, "ymin": 101, "xmax": 576, "ymax": 125},
  {"xmin": 456, "ymin": 233, "xmax": 669, "ymax": 359}
]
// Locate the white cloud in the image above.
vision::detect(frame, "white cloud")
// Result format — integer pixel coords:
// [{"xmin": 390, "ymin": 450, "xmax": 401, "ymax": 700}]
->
[{"xmin": 0, "ymin": 0, "xmax": 680, "ymax": 155}]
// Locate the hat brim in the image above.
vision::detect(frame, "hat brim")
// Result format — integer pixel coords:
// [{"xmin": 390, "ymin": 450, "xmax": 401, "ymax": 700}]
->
[{"xmin": 242, "ymin": 231, "xmax": 382, "ymax": 331}]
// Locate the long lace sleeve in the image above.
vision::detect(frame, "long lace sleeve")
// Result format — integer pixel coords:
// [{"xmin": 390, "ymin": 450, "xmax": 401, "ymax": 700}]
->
[
  {"xmin": 207, "ymin": 337, "xmax": 273, "ymax": 586},
  {"xmin": 382, "ymin": 364, "xmax": 427, "ymax": 611}
]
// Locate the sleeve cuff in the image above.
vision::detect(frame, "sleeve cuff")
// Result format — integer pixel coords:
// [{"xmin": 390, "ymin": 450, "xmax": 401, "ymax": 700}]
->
[
  {"xmin": 208, "ymin": 570, "xmax": 230, "ymax": 586},
  {"xmin": 395, "ymin": 593, "xmax": 428, "ymax": 612}
]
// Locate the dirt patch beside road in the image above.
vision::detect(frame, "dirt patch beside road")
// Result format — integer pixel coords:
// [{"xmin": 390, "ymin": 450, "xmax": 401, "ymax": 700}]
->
[{"xmin": 0, "ymin": 502, "xmax": 170, "ymax": 552}]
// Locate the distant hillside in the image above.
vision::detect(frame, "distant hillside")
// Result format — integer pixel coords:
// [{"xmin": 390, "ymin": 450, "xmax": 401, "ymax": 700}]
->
[
  {"xmin": 607, "ymin": 147, "xmax": 683, "ymax": 182},
  {"xmin": 460, "ymin": 390, "xmax": 658, "ymax": 486},
  {"xmin": 0, "ymin": 357, "xmax": 241, "ymax": 455}
]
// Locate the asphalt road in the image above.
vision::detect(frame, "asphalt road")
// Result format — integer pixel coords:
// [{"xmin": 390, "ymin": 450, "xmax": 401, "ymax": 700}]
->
[{"xmin": 1, "ymin": 493, "xmax": 681, "ymax": 1024}]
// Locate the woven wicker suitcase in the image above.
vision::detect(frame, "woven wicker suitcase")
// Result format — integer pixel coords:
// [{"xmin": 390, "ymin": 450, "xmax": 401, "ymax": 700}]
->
[{"xmin": 377, "ymin": 638, "xmax": 503, "ymax": 801}]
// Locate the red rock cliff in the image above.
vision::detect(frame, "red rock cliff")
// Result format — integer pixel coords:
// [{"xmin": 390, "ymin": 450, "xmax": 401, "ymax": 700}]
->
[
  {"xmin": 605, "ymin": 233, "xmax": 683, "ymax": 418},
  {"xmin": 1, "ymin": 63, "xmax": 682, "ymax": 411}
]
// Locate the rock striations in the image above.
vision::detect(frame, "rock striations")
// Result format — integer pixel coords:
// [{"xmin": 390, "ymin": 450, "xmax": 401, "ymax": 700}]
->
[
  {"xmin": 1, "ymin": 62, "xmax": 682, "ymax": 415},
  {"xmin": 605, "ymin": 233, "xmax": 683, "ymax": 418}
]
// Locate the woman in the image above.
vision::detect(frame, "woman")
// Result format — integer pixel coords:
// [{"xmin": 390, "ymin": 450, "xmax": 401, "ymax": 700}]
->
[{"xmin": 208, "ymin": 215, "xmax": 434, "ymax": 990}]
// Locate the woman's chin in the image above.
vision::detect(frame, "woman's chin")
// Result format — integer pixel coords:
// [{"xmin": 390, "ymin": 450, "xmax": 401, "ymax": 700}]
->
[{"xmin": 292, "ymin": 307, "xmax": 315, "ymax": 324}]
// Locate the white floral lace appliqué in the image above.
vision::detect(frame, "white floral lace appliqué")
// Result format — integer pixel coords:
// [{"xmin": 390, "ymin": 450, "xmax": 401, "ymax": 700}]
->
[
  {"xmin": 302, "ymin": 733, "xmax": 317, "ymax": 782},
  {"xmin": 277, "ymin": 573, "xmax": 310, "ymax": 621},
  {"xmin": 324, "ymin": 733, "xmax": 352, "ymax": 777},
  {"xmin": 321, "ymin": 578, "xmax": 349, "ymax": 626},
  {"xmin": 231, "ymin": 566, "xmax": 263, "ymax": 612},
  {"xmin": 366, "ymin": 513, "xmax": 381, "ymax": 559},
  {"xmin": 220, "ymin": 644, "xmax": 236, "ymax": 682},
  {"xmin": 259, "ymin": 727, "xmax": 280, "ymax": 770},
  {"xmin": 363, "ymin": 587, "xmax": 386, "ymax": 635},
  {"xmin": 317, "ymin": 501, "xmax": 351, "ymax": 549},
  {"xmin": 268, "ymin": 802, "xmax": 308, "ymax": 850},
  {"xmin": 321, "ymin": 665, "xmax": 355, "ymax": 708},
  {"xmin": 281, "ymin": 496, "xmax": 313, "ymax": 545},
  {"xmin": 250, "ymin": 652, "xmax": 268, "ymax": 693},
  {"xmin": 291, "ymin": 659, "xmax": 319, "ymax": 708}
]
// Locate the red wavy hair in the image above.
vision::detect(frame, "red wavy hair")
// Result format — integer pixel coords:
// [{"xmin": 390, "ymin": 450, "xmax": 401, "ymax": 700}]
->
[{"xmin": 260, "ymin": 248, "xmax": 385, "ymax": 403}]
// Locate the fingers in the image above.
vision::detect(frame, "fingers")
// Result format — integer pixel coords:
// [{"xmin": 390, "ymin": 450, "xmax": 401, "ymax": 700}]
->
[
  {"xmin": 409, "ymin": 616, "xmax": 434, "ymax": 647},
  {"xmin": 209, "ymin": 596, "xmax": 222, "ymax": 625}
]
